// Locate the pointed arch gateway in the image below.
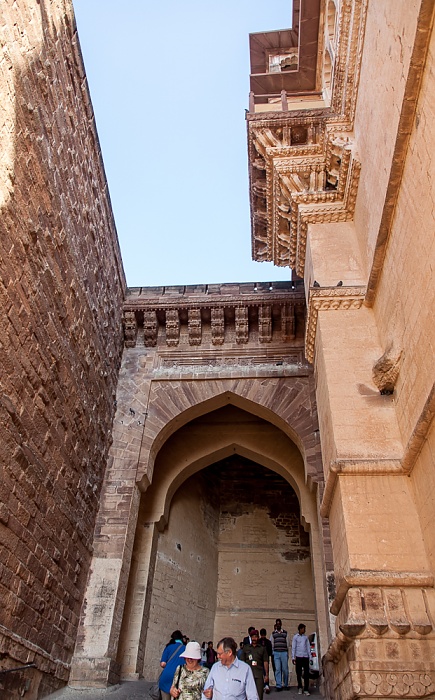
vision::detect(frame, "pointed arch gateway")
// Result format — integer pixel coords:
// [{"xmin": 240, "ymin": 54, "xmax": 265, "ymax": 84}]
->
[
  {"xmin": 117, "ymin": 394, "xmax": 330, "ymax": 682},
  {"xmin": 70, "ymin": 283, "xmax": 333, "ymax": 690}
]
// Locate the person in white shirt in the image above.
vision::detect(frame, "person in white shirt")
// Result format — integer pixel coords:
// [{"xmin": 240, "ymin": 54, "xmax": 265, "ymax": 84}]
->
[
  {"xmin": 291, "ymin": 624, "xmax": 311, "ymax": 696},
  {"xmin": 202, "ymin": 637, "xmax": 258, "ymax": 700}
]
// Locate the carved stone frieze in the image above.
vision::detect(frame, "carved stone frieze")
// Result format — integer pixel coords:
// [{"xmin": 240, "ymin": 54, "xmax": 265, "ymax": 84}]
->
[
  {"xmin": 165, "ymin": 309, "xmax": 180, "ymax": 347},
  {"xmin": 323, "ymin": 583, "xmax": 435, "ymax": 699},
  {"xmin": 305, "ymin": 285, "xmax": 366, "ymax": 363},
  {"xmin": 188, "ymin": 309, "xmax": 201, "ymax": 346},
  {"xmin": 258, "ymin": 305, "xmax": 272, "ymax": 343},
  {"xmin": 352, "ymin": 671, "xmax": 435, "ymax": 698},
  {"xmin": 123, "ymin": 311, "xmax": 137, "ymax": 348},
  {"xmin": 235, "ymin": 307, "xmax": 249, "ymax": 344},
  {"xmin": 143, "ymin": 310, "xmax": 158, "ymax": 347}
]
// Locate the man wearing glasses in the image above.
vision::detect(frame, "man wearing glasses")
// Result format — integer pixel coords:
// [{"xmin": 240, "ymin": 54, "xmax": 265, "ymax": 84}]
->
[{"xmin": 202, "ymin": 637, "xmax": 259, "ymax": 700}]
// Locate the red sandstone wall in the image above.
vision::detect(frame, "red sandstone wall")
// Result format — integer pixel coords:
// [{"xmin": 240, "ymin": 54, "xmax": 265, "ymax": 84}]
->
[{"xmin": 0, "ymin": 1, "xmax": 125, "ymax": 697}]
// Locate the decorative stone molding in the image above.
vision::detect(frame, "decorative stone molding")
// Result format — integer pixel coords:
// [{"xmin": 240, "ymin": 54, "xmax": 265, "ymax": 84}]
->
[
  {"xmin": 352, "ymin": 671, "xmax": 435, "ymax": 698},
  {"xmin": 305, "ymin": 284, "xmax": 366, "ymax": 362},
  {"xmin": 323, "ymin": 582, "xmax": 435, "ymax": 699}
]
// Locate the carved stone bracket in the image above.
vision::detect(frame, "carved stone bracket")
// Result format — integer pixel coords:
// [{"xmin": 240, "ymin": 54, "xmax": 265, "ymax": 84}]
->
[
  {"xmin": 258, "ymin": 305, "xmax": 272, "ymax": 342},
  {"xmin": 305, "ymin": 285, "xmax": 366, "ymax": 363},
  {"xmin": 188, "ymin": 309, "xmax": 201, "ymax": 346},
  {"xmin": 165, "ymin": 309, "xmax": 179, "ymax": 347},
  {"xmin": 281, "ymin": 303, "xmax": 296, "ymax": 341},
  {"xmin": 235, "ymin": 307, "xmax": 249, "ymax": 344},
  {"xmin": 211, "ymin": 307, "xmax": 225, "ymax": 345},
  {"xmin": 249, "ymin": 123, "xmax": 361, "ymax": 275},
  {"xmin": 122, "ymin": 283, "xmax": 306, "ymax": 349},
  {"xmin": 123, "ymin": 311, "xmax": 138, "ymax": 348},
  {"xmin": 143, "ymin": 310, "xmax": 158, "ymax": 347}
]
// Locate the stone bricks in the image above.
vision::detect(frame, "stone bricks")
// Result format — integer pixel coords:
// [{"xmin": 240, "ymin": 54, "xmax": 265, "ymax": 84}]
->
[{"xmin": 0, "ymin": 1, "xmax": 125, "ymax": 697}]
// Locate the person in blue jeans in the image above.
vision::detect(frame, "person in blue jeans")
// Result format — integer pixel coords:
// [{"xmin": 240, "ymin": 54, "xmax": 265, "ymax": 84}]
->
[{"xmin": 269, "ymin": 619, "xmax": 289, "ymax": 691}]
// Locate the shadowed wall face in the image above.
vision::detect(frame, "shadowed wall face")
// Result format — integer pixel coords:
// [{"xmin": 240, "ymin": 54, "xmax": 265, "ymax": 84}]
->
[
  {"xmin": 143, "ymin": 457, "xmax": 315, "ymax": 677},
  {"xmin": 0, "ymin": 2, "xmax": 125, "ymax": 697}
]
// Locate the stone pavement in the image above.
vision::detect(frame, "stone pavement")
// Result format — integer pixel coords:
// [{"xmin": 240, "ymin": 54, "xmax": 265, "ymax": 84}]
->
[{"xmin": 46, "ymin": 681, "xmax": 321, "ymax": 700}]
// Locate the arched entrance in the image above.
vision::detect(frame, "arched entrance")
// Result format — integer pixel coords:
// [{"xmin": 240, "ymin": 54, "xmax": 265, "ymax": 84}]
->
[{"xmin": 117, "ymin": 404, "xmax": 329, "ymax": 680}]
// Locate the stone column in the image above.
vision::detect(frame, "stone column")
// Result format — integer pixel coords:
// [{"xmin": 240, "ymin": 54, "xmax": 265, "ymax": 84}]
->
[{"xmin": 69, "ymin": 351, "xmax": 154, "ymax": 687}]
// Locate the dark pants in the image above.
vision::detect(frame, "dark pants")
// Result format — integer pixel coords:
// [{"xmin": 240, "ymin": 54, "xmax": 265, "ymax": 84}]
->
[
  {"xmin": 253, "ymin": 674, "xmax": 264, "ymax": 700},
  {"xmin": 295, "ymin": 657, "xmax": 310, "ymax": 691}
]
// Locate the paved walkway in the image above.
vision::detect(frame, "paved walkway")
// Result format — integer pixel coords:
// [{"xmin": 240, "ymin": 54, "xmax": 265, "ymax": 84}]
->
[{"xmin": 46, "ymin": 681, "xmax": 321, "ymax": 700}]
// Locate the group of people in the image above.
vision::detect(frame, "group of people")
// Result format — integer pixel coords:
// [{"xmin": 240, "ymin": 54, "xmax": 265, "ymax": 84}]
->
[
  {"xmin": 237, "ymin": 620, "xmax": 312, "ymax": 697},
  {"xmin": 157, "ymin": 621, "xmax": 313, "ymax": 700}
]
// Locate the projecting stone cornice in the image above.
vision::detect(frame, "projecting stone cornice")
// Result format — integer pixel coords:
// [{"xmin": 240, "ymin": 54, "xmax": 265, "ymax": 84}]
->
[
  {"xmin": 305, "ymin": 284, "xmax": 366, "ymax": 363},
  {"xmin": 248, "ymin": 119, "xmax": 361, "ymax": 275},
  {"xmin": 123, "ymin": 282, "xmax": 306, "ymax": 349},
  {"xmin": 247, "ymin": 0, "xmax": 368, "ymax": 277}
]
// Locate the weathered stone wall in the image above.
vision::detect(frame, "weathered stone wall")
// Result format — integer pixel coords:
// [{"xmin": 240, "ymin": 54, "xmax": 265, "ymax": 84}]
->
[
  {"xmin": 142, "ymin": 474, "xmax": 220, "ymax": 678},
  {"xmin": 141, "ymin": 454, "xmax": 316, "ymax": 679},
  {"xmin": 214, "ymin": 457, "xmax": 315, "ymax": 645},
  {"xmin": 0, "ymin": 1, "xmax": 125, "ymax": 697}
]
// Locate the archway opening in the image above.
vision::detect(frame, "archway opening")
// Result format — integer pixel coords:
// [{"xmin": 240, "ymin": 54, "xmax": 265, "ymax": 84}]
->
[{"xmin": 117, "ymin": 404, "xmax": 327, "ymax": 681}]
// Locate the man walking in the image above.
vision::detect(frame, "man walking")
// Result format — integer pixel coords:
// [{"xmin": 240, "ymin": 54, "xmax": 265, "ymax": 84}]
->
[
  {"xmin": 269, "ymin": 619, "xmax": 289, "ymax": 691},
  {"xmin": 241, "ymin": 630, "xmax": 269, "ymax": 700},
  {"xmin": 259, "ymin": 629, "xmax": 272, "ymax": 694},
  {"xmin": 203, "ymin": 637, "xmax": 258, "ymax": 700},
  {"xmin": 291, "ymin": 623, "xmax": 311, "ymax": 696}
]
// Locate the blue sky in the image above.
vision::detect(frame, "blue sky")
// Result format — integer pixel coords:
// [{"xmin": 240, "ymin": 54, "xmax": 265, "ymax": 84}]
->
[{"xmin": 72, "ymin": 1, "xmax": 293, "ymax": 287}]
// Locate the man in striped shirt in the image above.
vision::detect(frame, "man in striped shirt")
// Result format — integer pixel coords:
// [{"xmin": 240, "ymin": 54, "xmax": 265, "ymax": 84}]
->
[{"xmin": 269, "ymin": 619, "xmax": 289, "ymax": 691}]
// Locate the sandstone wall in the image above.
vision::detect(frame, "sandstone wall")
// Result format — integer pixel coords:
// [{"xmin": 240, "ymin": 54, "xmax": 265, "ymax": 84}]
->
[
  {"xmin": 352, "ymin": 2, "xmax": 420, "ymax": 274},
  {"xmin": 0, "ymin": 1, "xmax": 125, "ymax": 697},
  {"xmin": 214, "ymin": 458, "xmax": 315, "ymax": 645},
  {"xmin": 142, "ymin": 473, "xmax": 220, "ymax": 679},
  {"xmin": 372, "ymin": 20, "xmax": 435, "ymax": 572}
]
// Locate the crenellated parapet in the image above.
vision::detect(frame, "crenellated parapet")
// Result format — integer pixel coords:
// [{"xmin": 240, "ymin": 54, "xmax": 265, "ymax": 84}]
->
[{"xmin": 122, "ymin": 282, "xmax": 306, "ymax": 351}]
